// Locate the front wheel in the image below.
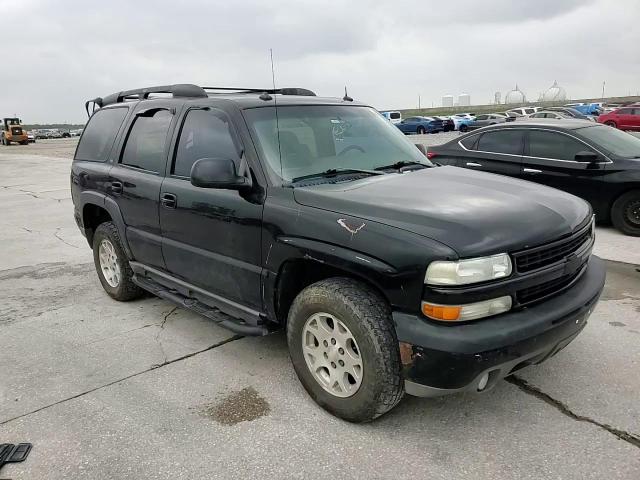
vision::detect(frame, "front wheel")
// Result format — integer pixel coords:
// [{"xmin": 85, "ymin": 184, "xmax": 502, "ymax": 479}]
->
[
  {"xmin": 92, "ymin": 222, "xmax": 144, "ymax": 301},
  {"xmin": 287, "ymin": 278, "xmax": 404, "ymax": 422},
  {"xmin": 611, "ymin": 190, "xmax": 640, "ymax": 236},
  {"xmin": 605, "ymin": 121, "xmax": 617, "ymax": 128},
  {"xmin": 460, "ymin": 124, "xmax": 469, "ymax": 132},
  {"xmin": 416, "ymin": 126, "xmax": 426, "ymax": 135}
]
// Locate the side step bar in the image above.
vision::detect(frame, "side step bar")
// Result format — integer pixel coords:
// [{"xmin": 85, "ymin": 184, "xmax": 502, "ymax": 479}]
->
[{"xmin": 131, "ymin": 271, "xmax": 269, "ymax": 336}]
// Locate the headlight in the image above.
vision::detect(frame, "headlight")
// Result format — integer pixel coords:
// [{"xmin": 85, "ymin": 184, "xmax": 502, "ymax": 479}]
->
[{"xmin": 425, "ymin": 253, "xmax": 512, "ymax": 286}]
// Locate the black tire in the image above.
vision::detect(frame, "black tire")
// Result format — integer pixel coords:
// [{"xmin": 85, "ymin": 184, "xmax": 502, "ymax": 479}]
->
[
  {"xmin": 605, "ymin": 121, "xmax": 617, "ymax": 128},
  {"xmin": 611, "ymin": 190, "xmax": 640, "ymax": 236},
  {"xmin": 460, "ymin": 124, "xmax": 469, "ymax": 132},
  {"xmin": 416, "ymin": 126, "xmax": 426, "ymax": 135},
  {"xmin": 287, "ymin": 277, "xmax": 404, "ymax": 422},
  {"xmin": 92, "ymin": 222, "xmax": 144, "ymax": 301}
]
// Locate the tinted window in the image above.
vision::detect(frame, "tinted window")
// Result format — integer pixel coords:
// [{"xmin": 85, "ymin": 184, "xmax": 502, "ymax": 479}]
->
[
  {"xmin": 476, "ymin": 115, "xmax": 488, "ymax": 121},
  {"xmin": 121, "ymin": 110, "xmax": 172, "ymax": 173},
  {"xmin": 75, "ymin": 108, "xmax": 127, "ymax": 162},
  {"xmin": 618, "ymin": 108, "xmax": 632, "ymax": 115},
  {"xmin": 528, "ymin": 130, "xmax": 591, "ymax": 161},
  {"xmin": 460, "ymin": 134, "xmax": 479, "ymax": 150},
  {"xmin": 390, "ymin": 112, "xmax": 401, "ymax": 119},
  {"xmin": 173, "ymin": 109, "xmax": 240, "ymax": 177},
  {"xmin": 477, "ymin": 130, "xmax": 523, "ymax": 155},
  {"xmin": 577, "ymin": 125, "xmax": 640, "ymax": 159}
]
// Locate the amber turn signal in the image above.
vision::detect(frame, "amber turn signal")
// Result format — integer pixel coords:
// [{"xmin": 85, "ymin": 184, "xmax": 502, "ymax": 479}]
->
[{"xmin": 421, "ymin": 303, "xmax": 462, "ymax": 321}]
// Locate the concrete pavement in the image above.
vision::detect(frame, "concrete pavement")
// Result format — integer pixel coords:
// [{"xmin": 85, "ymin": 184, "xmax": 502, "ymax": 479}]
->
[{"xmin": 0, "ymin": 146, "xmax": 638, "ymax": 479}]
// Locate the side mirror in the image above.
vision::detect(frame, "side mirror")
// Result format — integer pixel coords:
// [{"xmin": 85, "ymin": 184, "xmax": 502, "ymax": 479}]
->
[
  {"xmin": 414, "ymin": 143, "xmax": 427, "ymax": 156},
  {"xmin": 574, "ymin": 151, "xmax": 599, "ymax": 163},
  {"xmin": 190, "ymin": 158, "xmax": 252, "ymax": 190}
]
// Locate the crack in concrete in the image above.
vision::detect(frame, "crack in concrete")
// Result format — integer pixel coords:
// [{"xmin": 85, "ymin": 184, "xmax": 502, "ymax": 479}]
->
[
  {"xmin": 506, "ymin": 376, "xmax": 640, "ymax": 448},
  {"xmin": 153, "ymin": 306, "xmax": 178, "ymax": 366},
  {"xmin": 53, "ymin": 228, "xmax": 79, "ymax": 249},
  {"xmin": 0, "ymin": 334, "xmax": 243, "ymax": 426}
]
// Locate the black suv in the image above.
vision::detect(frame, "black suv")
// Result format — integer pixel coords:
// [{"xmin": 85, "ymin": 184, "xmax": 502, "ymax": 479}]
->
[{"xmin": 71, "ymin": 84, "xmax": 605, "ymax": 422}]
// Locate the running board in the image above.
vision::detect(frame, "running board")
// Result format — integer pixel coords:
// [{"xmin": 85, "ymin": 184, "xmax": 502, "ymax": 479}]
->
[{"xmin": 132, "ymin": 273, "xmax": 269, "ymax": 336}]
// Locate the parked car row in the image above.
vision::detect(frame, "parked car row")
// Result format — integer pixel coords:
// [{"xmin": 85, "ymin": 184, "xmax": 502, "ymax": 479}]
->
[
  {"xmin": 427, "ymin": 119, "xmax": 640, "ymax": 236},
  {"xmin": 33, "ymin": 128, "xmax": 73, "ymax": 139}
]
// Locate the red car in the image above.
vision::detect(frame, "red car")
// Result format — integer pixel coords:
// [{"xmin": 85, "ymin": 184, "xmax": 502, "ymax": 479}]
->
[{"xmin": 597, "ymin": 106, "xmax": 640, "ymax": 130}]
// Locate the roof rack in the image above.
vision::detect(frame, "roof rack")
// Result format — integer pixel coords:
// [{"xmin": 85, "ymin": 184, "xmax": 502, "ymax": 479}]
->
[{"xmin": 85, "ymin": 84, "xmax": 316, "ymax": 116}]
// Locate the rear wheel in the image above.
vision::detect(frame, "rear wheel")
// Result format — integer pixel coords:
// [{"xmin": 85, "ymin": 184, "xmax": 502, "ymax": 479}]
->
[
  {"xmin": 416, "ymin": 126, "xmax": 426, "ymax": 135},
  {"xmin": 611, "ymin": 190, "xmax": 640, "ymax": 236},
  {"xmin": 92, "ymin": 222, "xmax": 144, "ymax": 301},
  {"xmin": 287, "ymin": 277, "xmax": 404, "ymax": 422}
]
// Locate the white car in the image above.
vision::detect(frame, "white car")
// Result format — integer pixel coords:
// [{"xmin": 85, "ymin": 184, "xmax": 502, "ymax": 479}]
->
[{"xmin": 507, "ymin": 106, "xmax": 541, "ymax": 116}]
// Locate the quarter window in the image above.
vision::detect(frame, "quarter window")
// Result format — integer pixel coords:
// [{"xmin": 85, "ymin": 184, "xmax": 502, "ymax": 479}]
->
[
  {"xmin": 121, "ymin": 110, "xmax": 173, "ymax": 173},
  {"xmin": 528, "ymin": 130, "xmax": 592, "ymax": 161},
  {"xmin": 173, "ymin": 109, "xmax": 240, "ymax": 177},
  {"xmin": 459, "ymin": 134, "xmax": 479, "ymax": 150},
  {"xmin": 477, "ymin": 130, "xmax": 523, "ymax": 155},
  {"xmin": 75, "ymin": 107, "xmax": 128, "ymax": 162}
]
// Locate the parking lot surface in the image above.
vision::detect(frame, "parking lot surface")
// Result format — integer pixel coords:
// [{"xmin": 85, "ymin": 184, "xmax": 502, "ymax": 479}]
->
[{"xmin": 1, "ymin": 142, "xmax": 639, "ymax": 479}]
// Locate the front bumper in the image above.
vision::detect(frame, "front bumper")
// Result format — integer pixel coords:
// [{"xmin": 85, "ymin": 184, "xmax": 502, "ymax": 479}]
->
[{"xmin": 394, "ymin": 255, "xmax": 606, "ymax": 396}]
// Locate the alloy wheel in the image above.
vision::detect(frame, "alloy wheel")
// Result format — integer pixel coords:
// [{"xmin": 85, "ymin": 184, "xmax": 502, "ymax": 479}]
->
[
  {"xmin": 98, "ymin": 239, "xmax": 121, "ymax": 287},
  {"xmin": 301, "ymin": 312, "xmax": 363, "ymax": 398}
]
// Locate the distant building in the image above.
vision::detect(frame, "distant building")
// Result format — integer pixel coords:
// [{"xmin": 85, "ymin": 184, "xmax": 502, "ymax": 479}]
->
[
  {"xmin": 542, "ymin": 80, "xmax": 567, "ymax": 102},
  {"xmin": 442, "ymin": 95, "xmax": 454, "ymax": 107},
  {"xmin": 458, "ymin": 93, "xmax": 470, "ymax": 106},
  {"xmin": 494, "ymin": 91, "xmax": 501, "ymax": 104},
  {"xmin": 505, "ymin": 84, "xmax": 526, "ymax": 104}
]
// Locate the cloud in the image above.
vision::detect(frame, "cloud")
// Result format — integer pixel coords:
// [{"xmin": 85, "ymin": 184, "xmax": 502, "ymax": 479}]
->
[{"xmin": 1, "ymin": 0, "xmax": 638, "ymax": 122}]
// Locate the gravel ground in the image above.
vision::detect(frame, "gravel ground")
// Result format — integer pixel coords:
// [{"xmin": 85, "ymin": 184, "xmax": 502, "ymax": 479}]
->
[{"xmin": 0, "ymin": 143, "xmax": 638, "ymax": 479}]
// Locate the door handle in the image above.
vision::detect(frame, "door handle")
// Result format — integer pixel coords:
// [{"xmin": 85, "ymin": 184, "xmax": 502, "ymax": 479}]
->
[
  {"xmin": 161, "ymin": 193, "xmax": 177, "ymax": 209},
  {"xmin": 466, "ymin": 162, "xmax": 482, "ymax": 167},
  {"xmin": 110, "ymin": 181, "xmax": 123, "ymax": 194},
  {"xmin": 523, "ymin": 168, "xmax": 542, "ymax": 174}
]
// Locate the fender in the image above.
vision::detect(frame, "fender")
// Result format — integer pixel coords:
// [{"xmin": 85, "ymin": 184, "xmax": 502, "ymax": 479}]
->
[
  {"xmin": 80, "ymin": 191, "xmax": 133, "ymax": 259},
  {"xmin": 262, "ymin": 234, "xmax": 404, "ymax": 324}
]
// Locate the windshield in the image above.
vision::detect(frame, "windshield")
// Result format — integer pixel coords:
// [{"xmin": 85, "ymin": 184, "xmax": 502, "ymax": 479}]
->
[
  {"xmin": 577, "ymin": 125, "xmax": 640, "ymax": 159},
  {"xmin": 244, "ymin": 105, "xmax": 431, "ymax": 182}
]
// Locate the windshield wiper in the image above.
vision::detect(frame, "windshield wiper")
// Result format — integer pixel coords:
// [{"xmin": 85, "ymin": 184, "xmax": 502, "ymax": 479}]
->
[
  {"xmin": 290, "ymin": 168, "xmax": 384, "ymax": 183},
  {"xmin": 374, "ymin": 161, "xmax": 430, "ymax": 171}
]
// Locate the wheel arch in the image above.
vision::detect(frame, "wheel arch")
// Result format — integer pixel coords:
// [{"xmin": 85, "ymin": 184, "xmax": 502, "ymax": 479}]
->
[
  {"xmin": 80, "ymin": 192, "xmax": 132, "ymax": 258},
  {"xmin": 267, "ymin": 238, "xmax": 398, "ymax": 325}
]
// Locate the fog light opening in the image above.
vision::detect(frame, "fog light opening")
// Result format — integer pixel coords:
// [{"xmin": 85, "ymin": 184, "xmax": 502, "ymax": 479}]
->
[{"xmin": 477, "ymin": 373, "xmax": 490, "ymax": 392}]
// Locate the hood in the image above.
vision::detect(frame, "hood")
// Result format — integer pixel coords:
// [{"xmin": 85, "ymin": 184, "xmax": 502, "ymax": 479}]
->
[{"xmin": 293, "ymin": 166, "xmax": 591, "ymax": 257}]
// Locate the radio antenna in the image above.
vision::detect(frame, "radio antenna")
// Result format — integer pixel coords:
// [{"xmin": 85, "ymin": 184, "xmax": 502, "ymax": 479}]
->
[{"xmin": 270, "ymin": 48, "xmax": 283, "ymax": 180}]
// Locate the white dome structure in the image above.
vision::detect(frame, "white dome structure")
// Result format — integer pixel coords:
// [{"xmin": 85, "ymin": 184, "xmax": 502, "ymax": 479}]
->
[
  {"xmin": 542, "ymin": 81, "xmax": 567, "ymax": 102},
  {"xmin": 505, "ymin": 84, "xmax": 526, "ymax": 104}
]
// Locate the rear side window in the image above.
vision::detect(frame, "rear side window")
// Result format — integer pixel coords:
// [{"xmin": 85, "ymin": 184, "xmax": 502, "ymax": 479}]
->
[
  {"xmin": 75, "ymin": 108, "xmax": 128, "ymax": 162},
  {"xmin": 173, "ymin": 109, "xmax": 241, "ymax": 177},
  {"xmin": 390, "ymin": 112, "xmax": 401, "ymax": 119},
  {"xmin": 528, "ymin": 130, "xmax": 590, "ymax": 161},
  {"xmin": 121, "ymin": 110, "xmax": 173, "ymax": 173},
  {"xmin": 477, "ymin": 130, "xmax": 523, "ymax": 155},
  {"xmin": 459, "ymin": 134, "xmax": 479, "ymax": 150}
]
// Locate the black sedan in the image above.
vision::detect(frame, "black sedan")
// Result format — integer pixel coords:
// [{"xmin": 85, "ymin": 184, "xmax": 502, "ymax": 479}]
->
[{"xmin": 427, "ymin": 120, "xmax": 640, "ymax": 235}]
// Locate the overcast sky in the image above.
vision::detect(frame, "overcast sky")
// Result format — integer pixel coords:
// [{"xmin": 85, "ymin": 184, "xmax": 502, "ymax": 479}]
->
[{"xmin": 2, "ymin": 0, "xmax": 639, "ymax": 123}]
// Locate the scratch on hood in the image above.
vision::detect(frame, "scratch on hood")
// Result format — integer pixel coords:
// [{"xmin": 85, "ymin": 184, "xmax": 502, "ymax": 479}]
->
[{"xmin": 337, "ymin": 218, "xmax": 365, "ymax": 236}]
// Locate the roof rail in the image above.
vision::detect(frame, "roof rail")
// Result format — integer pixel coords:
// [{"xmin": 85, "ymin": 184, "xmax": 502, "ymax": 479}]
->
[
  {"xmin": 201, "ymin": 86, "xmax": 316, "ymax": 97},
  {"xmin": 84, "ymin": 84, "xmax": 316, "ymax": 117},
  {"xmin": 85, "ymin": 84, "xmax": 207, "ymax": 116}
]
